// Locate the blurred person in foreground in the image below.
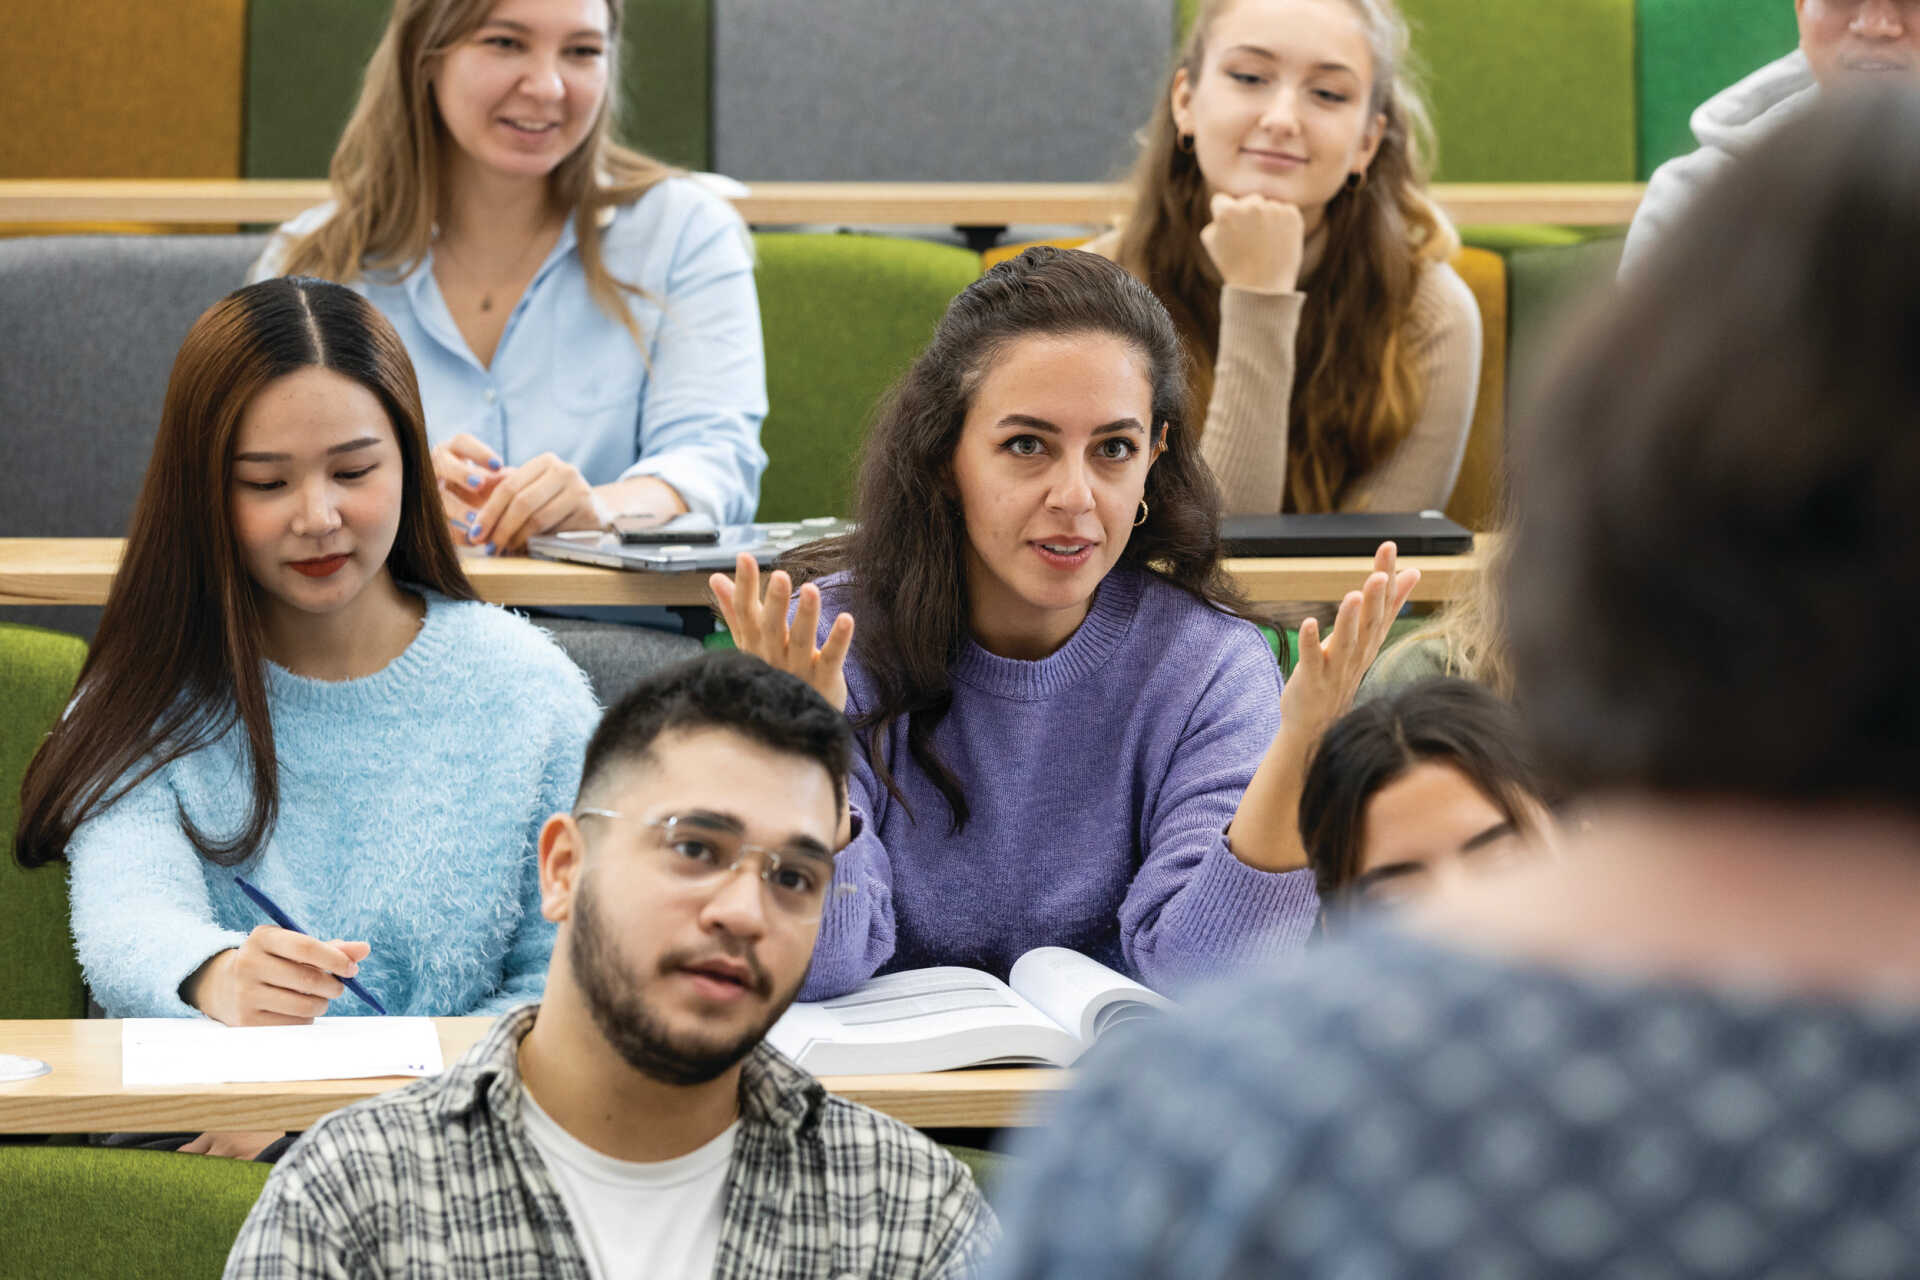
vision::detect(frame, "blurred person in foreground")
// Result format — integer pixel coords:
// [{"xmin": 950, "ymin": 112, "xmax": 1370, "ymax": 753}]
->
[{"xmin": 990, "ymin": 89, "xmax": 1920, "ymax": 1280}]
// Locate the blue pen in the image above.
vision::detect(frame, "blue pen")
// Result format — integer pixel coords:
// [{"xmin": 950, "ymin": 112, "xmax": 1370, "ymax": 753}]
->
[{"xmin": 233, "ymin": 875, "xmax": 388, "ymax": 1016}]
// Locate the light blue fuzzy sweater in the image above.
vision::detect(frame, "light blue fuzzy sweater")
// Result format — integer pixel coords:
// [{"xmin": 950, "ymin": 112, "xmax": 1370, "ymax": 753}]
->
[{"xmin": 66, "ymin": 593, "xmax": 600, "ymax": 1020}]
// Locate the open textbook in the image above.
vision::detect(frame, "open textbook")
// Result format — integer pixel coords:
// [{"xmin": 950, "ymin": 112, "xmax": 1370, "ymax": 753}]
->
[{"xmin": 767, "ymin": 947, "xmax": 1170, "ymax": 1075}]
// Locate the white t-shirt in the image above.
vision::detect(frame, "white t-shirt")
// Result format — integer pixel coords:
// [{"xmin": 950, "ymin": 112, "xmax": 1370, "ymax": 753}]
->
[{"xmin": 520, "ymin": 1087, "xmax": 737, "ymax": 1280}]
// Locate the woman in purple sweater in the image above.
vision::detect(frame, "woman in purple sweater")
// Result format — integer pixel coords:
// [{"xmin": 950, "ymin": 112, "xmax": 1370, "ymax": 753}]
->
[{"xmin": 716, "ymin": 247, "xmax": 1416, "ymax": 999}]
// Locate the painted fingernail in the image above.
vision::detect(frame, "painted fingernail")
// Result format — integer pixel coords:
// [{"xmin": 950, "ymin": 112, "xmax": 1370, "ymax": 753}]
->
[
  {"xmin": 467, "ymin": 472, "xmax": 482, "ymax": 488},
  {"xmin": 486, "ymin": 458, "xmax": 503, "ymax": 471},
  {"xmin": 484, "ymin": 543, "xmax": 497, "ymax": 556}
]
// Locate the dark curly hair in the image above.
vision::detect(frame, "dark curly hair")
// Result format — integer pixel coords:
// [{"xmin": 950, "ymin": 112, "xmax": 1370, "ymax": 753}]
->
[{"xmin": 791, "ymin": 246, "xmax": 1248, "ymax": 832}]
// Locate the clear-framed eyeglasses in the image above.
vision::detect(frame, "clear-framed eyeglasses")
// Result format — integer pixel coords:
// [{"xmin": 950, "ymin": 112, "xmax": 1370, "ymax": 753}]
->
[{"xmin": 575, "ymin": 809, "xmax": 851, "ymax": 923}]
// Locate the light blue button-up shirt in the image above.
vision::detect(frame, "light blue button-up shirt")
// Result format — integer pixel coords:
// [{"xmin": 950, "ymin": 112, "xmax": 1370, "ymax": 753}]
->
[{"xmin": 252, "ymin": 177, "xmax": 768, "ymax": 523}]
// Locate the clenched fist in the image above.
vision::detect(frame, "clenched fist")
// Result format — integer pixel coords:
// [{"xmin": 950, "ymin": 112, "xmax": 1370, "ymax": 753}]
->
[{"xmin": 1199, "ymin": 192, "xmax": 1307, "ymax": 295}]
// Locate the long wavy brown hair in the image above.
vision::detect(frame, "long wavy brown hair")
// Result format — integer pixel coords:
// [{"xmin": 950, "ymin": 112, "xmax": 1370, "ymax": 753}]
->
[
  {"xmin": 14, "ymin": 278, "xmax": 477, "ymax": 870},
  {"xmin": 791, "ymin": 247, "xmax": 1251, "ymax": 833},
  {"xmin": 278, "ymin": 0, "xmax": 669, "ymax": 346},
  {"xmin": 1117, "ymin": 0, "xmax": 1456, "ymax": 511}
]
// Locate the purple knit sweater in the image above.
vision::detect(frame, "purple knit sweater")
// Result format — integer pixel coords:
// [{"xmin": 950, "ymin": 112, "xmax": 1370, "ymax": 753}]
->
[{"xmin": 798, "ymin": 565, "xmax": 1320, "ymax": 1000}]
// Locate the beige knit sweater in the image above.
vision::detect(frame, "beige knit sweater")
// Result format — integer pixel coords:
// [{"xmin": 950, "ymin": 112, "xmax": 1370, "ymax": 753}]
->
[{"xmin": 1081, "ymin": 229, "xmax": 1482, "ymax": 515}]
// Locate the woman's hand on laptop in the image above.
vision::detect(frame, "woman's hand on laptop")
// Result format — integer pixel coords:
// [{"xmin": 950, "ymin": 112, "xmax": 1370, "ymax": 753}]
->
[{"xmin": 711, "ymin": 552, "xmax": 855, "ymax": 713}]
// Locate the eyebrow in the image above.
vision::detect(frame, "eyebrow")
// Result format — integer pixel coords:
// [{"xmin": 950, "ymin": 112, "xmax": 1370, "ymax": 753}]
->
[
  {"xmin": 1222, "ymin": 45, "xmax": 1358, "ymax": 75},
  {"xmin": 996, "ymin": 414, "xmax": 1147, "ymax": 438},
  {"xmin": 480, "ymin": 18, "xmax": 606, "ymax": 39},
  {"xmin": 1349, "ymin": 860, "xmax": 1429, "ymax": 893},
  {"xmin": 677, "ymin": 809, "xmax": 834, "ymax": 864},
  {"xmin": 1460, "ymin": 819, "xmax": 1519, "ymax": 854},
  {"xmin": 233, "ymin": 436, "xmax": 384, "ymax": 464}
]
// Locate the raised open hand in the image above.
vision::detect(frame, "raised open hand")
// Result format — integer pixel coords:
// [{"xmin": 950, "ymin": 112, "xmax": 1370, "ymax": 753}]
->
[{"xmin": 709, "ymin": 552, "xmax": 855, "ymax": 713}]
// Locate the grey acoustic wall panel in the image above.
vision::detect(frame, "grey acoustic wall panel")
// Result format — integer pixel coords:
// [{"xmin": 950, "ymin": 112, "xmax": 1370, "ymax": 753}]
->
[{"xmin": 713, "ymin": 0, "xmax": 1177, "ymax": 181}]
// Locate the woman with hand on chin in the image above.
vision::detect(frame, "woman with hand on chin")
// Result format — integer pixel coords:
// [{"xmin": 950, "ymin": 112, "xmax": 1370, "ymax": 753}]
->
[
  {"xmin": 250, "ymin": 0, "xmax": 766, "ymax": 553},
  {"xmin": 1086, "ymin": 0, "xmax": 1479, "ymax": 515},
  {"xmin": 13, "ymin": 278, "xmax": 598, "ymax": 1160},
  {"xmin": 713, "ymin": 248, "xmax": 1417, "ymax": 1000}
]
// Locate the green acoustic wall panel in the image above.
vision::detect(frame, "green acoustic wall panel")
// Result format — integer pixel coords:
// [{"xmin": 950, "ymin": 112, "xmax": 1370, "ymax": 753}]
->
[
  {"xmin": 245, "ymin": 0, "xmax": 711, "ymax": 179},
  {"xmin": 1175, "ymin": 0, "xmax": 1635, "ymax": 182},
  {"xmin": 1403, "ymin": 0, "xmax": 1636, "ymax": 181},
  {"xmin": 1636, "ymin": 0, "xmax": 1801, "ymax": 179},
  {"xmin": 753, "ymin": 234, "xmax": 981, "ymax": 522}
]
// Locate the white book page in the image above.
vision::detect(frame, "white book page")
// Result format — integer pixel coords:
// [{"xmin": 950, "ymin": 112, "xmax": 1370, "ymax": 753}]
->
[
  {"xmin": 767, "ymin": 967, "xmax": 1083, "ymax": 1074},
  {"xmin": 1007, "ymin": 948, "xmax": 1171, "ymax": 1043},
  {"xmin": 122, "ymin": 1016, "xmax": 444, "ymax": 1086}
]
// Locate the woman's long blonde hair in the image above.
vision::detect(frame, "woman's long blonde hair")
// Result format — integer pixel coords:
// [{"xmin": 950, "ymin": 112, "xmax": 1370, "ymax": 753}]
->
[
  {"xmin": 1117, "ymin": 0, "xmax": 1455, "ymax": 511},
  {"xmin": 1396, "ymin": 520, "xmax": 1512, "ymax": 698},
  {"xmin": 280, "ymin": 0, "xmax": 669, "ymax": 345}
]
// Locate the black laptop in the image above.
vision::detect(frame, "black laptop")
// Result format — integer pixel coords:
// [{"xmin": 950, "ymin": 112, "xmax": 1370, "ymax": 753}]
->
[{"xmin": 1220, "ymin": 511, "xmax": 1474, "ymax": 557}]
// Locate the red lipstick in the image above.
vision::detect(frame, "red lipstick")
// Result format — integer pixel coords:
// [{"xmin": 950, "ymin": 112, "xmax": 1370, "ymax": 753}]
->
[{"xmin": 289, "ymin": 554, "xmax": 349, "ymax": 578}]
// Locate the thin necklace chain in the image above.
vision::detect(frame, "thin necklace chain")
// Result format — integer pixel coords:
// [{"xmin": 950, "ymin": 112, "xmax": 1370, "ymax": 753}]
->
[{"xmin": 435, "ymin": 209, "xmax": 564, "ymax": 313}]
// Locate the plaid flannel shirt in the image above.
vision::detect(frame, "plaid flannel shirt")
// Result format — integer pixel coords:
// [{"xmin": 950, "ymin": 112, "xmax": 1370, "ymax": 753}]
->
[{"xmin": 224, "ymin": 1004, "xmax": 998, "ymax": 1279}]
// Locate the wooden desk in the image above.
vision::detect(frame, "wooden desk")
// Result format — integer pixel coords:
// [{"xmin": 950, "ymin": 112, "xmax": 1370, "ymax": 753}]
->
[
  {"xmin": 0, "ymin": 1019, "xmax": 1066, "ymax": 1132},
  {"xmin": 0, "ymin": 178, "xmax": 1644, "ymax": 230},
  {"xmin": 0, "ymin": 537, "xmax": 1491, "ymax": 609}
]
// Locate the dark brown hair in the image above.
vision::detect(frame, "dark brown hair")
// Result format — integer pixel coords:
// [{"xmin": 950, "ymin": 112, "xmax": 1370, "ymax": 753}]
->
[
  {"xmin": 1505, "ymin": 91, "xmax": 1920, "ymax": 814},
  {"xmin": 577, "ymin": 651, "xmax": 853, "ymax": 818},
  {"xmin": 1299, "ymin": 678, "xmax": 1551, "ymax": 899},
  {"xmin": 792, "ymin": 246, "xmax": 1248, "ymax": 832},
  {"xmin": 1116, "ymin": 0, "xmax": 1455, "ymax": 511},
  {"xmin": 14, "ymin": 277, "xmax": 476, "ymax": 869}
]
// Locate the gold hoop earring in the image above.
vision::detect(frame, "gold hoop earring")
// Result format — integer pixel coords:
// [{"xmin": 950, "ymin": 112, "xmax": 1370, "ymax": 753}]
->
[
  {"xmin": 1133, "ymin": 499, "xmax": 1150, "ymax": 528},
  {"xmin": 1177, "ymin": 132, "xmax": 1195, "ymax": 154}
]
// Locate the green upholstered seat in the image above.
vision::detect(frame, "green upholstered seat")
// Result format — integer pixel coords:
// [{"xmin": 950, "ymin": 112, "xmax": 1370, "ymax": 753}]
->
[
  {"xmin": 0, "ymin": 1146, "xmax": 271, "ymax": 1279},
  {"xmin": 1, "ymin": 625, "xmax": 88, "ymax": 1021},
  {"xmin": 1504, "ymin": 234, "xmax": 1627, "ymax": 419},
  {"xmin": 752, "ymin": 233, "xmax": 981, "ymax": 522},
  {"xmin": 243, "ymin": 0, "xmax": 712, "ymax": 178},
  {"xmin": 1636, "ymin": 0, "xmax": 1801, "ymax": 178},
  {"xmin": 0, "ymin": 1141, "xmax": 1003, "ymax": 1275}
]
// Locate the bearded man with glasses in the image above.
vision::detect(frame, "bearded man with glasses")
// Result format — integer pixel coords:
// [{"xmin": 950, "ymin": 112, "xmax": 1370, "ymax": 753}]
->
[{"xmin": 227, "ymin": 651, "xmax": 997, "ymax": 1279}]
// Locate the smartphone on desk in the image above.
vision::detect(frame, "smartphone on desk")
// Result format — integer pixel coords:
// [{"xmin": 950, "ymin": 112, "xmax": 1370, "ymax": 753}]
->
[{"xmin": 613, "ymin": 512, "xmax": 720, "ymax": 545}]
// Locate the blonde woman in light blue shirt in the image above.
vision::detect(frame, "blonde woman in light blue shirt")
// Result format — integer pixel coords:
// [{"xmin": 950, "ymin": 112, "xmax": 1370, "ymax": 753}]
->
[{"xmin": 251, "ymin": 0, "xmax": 767, "ymax": 550}]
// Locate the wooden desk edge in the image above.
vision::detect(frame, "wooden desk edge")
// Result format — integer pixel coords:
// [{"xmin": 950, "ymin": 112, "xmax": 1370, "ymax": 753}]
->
[
  {"xmin": 1, "ymin": 538, "xmax": 1493, "ymax": 608},
  {"xmin": 0, "ymin": 1071, "xmax": 1066, "ymax": 1133},
  {"xmin": 0, "ymin": 179, "xmax": 1645, "ymax": 228}
]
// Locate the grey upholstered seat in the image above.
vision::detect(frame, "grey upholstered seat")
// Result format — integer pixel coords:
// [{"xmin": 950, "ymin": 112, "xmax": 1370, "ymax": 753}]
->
[
  {"xmin": 712, "ymin": 0, "xmax": 1177, "ymax": 183},
  {"xmin": 0, "ymin": 233, "xmax": 269, "ymax": 636}
]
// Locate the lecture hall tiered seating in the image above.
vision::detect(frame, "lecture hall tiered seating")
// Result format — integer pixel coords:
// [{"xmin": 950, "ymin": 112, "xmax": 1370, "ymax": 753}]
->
[{"xmin": 1, "ymin": 0, "xmax": 1804, "ymax": 1271}]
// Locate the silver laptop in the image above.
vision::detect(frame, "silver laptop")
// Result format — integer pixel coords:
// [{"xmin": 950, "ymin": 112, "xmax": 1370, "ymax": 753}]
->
[{"xmin": 527, "ymin": 518, "xmax": 854, "ymax": 573}]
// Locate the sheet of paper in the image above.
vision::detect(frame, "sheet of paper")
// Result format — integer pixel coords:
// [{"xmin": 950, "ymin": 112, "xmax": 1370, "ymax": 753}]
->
[{"xmin": 122, "ymin": 1016, "xmax": 444, "ymax": 1086}]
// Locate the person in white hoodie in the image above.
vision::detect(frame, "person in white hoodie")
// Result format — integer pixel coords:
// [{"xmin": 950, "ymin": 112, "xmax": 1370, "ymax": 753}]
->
[{"xmin": 1621, "ymin": 0, "xmax": 1920, "ymax": 279}]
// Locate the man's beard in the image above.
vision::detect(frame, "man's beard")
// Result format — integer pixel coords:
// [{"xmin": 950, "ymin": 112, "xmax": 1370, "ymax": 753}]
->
[{"xmin": 569, "ymin": 873, "xmax": 804, "ymax": 1087}]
